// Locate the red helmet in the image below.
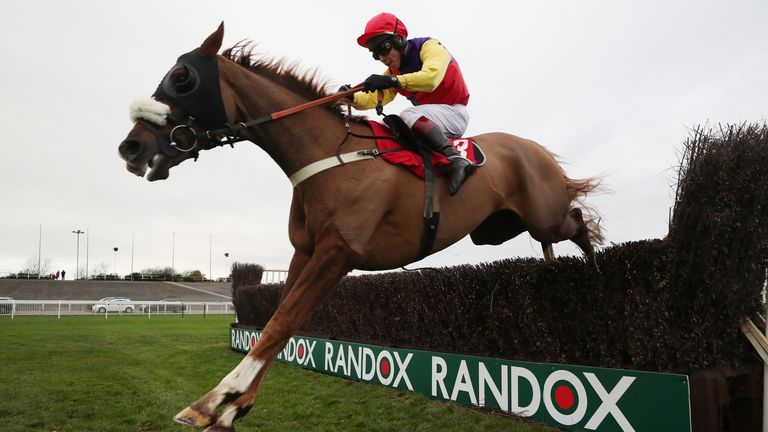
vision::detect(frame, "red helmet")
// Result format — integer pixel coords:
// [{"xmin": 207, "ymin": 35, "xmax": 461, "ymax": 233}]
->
[{"xmin": 357, "ymin": 13, "xmax": 408, "ymax": 47}]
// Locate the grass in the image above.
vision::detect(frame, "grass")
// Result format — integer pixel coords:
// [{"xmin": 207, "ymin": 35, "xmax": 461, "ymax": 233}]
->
[{"xmin": 0, "ymin": 316, "xmax": 553, "ymax": 432}]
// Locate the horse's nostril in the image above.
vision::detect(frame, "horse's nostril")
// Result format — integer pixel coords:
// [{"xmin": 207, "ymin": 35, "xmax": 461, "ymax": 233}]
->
[{"xmin": 119, "ymin": 139, "xmax": 142, "ymax": 157}]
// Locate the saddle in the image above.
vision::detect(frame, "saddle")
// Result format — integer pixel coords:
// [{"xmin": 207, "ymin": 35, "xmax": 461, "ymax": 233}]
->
[
  {"xmin": 367, "ymin": 118, "xmax": 486, "ymax": 178},
  {"xmin": 366, "ymin": 115, "xmax": 486, "ymax": 259}
]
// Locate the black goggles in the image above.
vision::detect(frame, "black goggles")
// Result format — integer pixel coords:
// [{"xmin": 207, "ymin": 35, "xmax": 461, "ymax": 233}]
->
[{"xmin": 369, "ymin": 39, "xmax": 394, "ymax": 60}]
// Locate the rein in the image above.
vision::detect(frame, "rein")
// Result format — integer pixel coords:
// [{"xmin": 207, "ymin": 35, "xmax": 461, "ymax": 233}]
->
[
  {"xmin": 185, "ymin": 85, "xmax": 366, "ymax": 152},
  {"xmin": 132, "ymin": 49, "xmax": 405, "ymax": 185},
  {"xmin": 140, "ymin": 84, "xmax": 402, "ymax": 185}
]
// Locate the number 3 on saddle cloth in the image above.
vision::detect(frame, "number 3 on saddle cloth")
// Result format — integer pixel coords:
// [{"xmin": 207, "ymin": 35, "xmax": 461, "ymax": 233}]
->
[
  {"xmin": 366, "ymin": 115, "xmax": 487, "ymax": 259},
  {"xmin": 367, "ymin": 118, "xmax": 486, "ymax": 179}
]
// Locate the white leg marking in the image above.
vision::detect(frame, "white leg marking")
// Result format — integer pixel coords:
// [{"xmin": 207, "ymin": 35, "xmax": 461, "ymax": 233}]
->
[
  {"xmin": 217, "ymin": 356, "xmax": 265, "ymax": 395},
  {"xmin": 216, "ymin": 405, "xmax": 239, "ymax": 427},
  {"xmin": 196, "ymin": 356, "xmax": 264, "ymax": 414}
]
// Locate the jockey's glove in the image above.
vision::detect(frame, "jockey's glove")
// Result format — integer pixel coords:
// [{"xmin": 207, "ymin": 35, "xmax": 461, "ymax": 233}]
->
[{"xmin": 363, "ymin": 74, "xmax": 400, "ymax": 92}]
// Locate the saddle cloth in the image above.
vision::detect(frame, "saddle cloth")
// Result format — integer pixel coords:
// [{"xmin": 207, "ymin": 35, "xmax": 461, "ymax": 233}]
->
[{"xmin": 368, "ymin": 121, "xmax": 484, "ymax": 179}]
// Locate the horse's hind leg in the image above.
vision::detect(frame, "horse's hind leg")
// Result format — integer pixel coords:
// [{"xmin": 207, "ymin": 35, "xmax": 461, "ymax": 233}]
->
[
  {"xmin": 566, "ymin": 207, "xmax": 594, "ymax": 257},
  {"xmin": 535, "ymin": 207, "xmax": 594, "ymax": 259},
  {"xmin": 542, "ymin": 242, "xmax": 554, "ymax": 262}
]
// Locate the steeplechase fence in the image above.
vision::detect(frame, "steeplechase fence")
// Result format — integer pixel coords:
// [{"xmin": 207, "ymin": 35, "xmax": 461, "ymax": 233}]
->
[{"xmin": 231, "ymin": 325, "xmax": 691, "ymax": 431}]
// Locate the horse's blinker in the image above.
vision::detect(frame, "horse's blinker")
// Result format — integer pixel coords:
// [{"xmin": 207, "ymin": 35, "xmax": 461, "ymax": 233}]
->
[{"xmin": 153, "ymin": 48, "xmax": 228, "ymax": 130}]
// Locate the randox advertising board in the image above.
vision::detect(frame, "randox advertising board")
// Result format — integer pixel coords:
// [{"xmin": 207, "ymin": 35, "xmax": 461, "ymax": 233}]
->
[{"xmin": 230, "ymin": 325, "xmax": 691, "ymax": 431}]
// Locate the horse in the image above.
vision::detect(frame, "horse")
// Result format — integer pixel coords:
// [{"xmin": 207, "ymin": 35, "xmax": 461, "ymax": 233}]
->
[{"xmin": 118, "ymin": 23, "xmax": 603, "ymax": 431}]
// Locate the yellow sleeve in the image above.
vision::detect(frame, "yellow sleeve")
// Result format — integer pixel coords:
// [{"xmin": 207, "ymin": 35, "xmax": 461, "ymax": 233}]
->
[
  {"xmin": 350, "ymin": 39, "xmax": 450, "ymax": 109},
  {"xmin": 351, "ymin": 71, "xmax": 398, "ymax": 110},
  {"xmin": 396, "ymin": 39, "xmax": 450, "ymax": 92}
]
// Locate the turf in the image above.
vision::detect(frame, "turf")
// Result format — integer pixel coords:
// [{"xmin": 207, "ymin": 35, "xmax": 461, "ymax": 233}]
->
[{"xmin": 0, "ymin": 316, "xmax": 553, "ymax": 431}]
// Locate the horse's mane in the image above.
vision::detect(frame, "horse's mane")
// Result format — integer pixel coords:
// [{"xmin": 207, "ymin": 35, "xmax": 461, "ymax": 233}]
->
[{"xmin": 221, "ymin": 42, "xmax": 366, "ymax": 123}]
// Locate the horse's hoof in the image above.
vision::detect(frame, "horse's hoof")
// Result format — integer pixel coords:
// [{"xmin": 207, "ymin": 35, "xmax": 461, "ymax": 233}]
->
[{"xmin": 174, "ymin": 407, "xmax": 216, "ymax": 428}]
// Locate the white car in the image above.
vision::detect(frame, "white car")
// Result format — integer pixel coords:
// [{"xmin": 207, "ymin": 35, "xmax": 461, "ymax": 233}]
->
[{"xmin": 91, "ymin": 297, "xmax": 135, "ymax": 313}]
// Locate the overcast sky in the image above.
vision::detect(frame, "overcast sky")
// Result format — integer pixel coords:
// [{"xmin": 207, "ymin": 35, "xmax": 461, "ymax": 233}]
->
[{"xmin": 0, "ymin": 0, "xmax": 766, "ymax": 279}]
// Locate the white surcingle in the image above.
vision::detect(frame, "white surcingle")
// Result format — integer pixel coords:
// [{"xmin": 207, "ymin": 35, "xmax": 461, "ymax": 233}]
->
[{"xmin": 130, "ymin": 98, "xmax": 171, "ymax": 126}]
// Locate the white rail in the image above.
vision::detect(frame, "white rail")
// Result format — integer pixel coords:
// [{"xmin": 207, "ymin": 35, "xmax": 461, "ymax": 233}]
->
[
  {"xmin": 0, "ymin": 300, "xmax": 234, "ymax": 319},
  {"xmin": 262, "ymin": 269, "xmax": 289, "ymax": 284},
  {"xmin": 2, "ymin": 269, "xmax": 289, "ymax": 282}
]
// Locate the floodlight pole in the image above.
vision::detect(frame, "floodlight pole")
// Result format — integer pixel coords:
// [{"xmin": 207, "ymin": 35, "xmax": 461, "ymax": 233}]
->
[
  {"xmin": 131, "ymin": 230, "xmax": 135, "ymax": 281},
  {"xmin": 72, "ymin": 230, "xmax": 84, "ymax": 279},
  {"xmin": 37, "ymin": 224, "xmax": 42, "ymax": 279},
  {"xmin": 171, "ymin": 232, "xmax": 175, "ymax": 282},
  {"xmin": 224, "ymin": 252, "xmax": 230, "ymax": 281},
  {"xmin": 113, "ymin": 247, "xmax": 119, "ymax": 278},
  {"xmin": 209, "ymin": 234, "xmax": 213, "ymax": 282},
  {"xmin": 85, "ymin": 228, "xmax": 90, "ymax": 280}
]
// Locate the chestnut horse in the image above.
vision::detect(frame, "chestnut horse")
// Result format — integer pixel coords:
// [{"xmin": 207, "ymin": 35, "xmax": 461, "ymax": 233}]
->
[{"xmin": 118, "ymin": 24, "xmax": 602, "ymax": 431}]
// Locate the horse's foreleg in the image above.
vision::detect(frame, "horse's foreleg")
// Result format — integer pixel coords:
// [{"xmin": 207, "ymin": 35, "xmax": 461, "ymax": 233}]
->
[
  {"xmin": 280, "ymin": 250, "xmax": 311, "ymax": 302},
  {"xmin": 174, "ymin": 229, "xmax": 352, "ymax": 430},
  {"xmin": 173, "ymin": 250, "xmax": 311, "ymax": 429}
]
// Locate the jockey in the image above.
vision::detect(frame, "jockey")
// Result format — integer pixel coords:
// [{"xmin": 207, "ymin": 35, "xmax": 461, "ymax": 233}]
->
[{"xmin": 348, "ymin": 12, "xmax": 475, "ymax": 196}]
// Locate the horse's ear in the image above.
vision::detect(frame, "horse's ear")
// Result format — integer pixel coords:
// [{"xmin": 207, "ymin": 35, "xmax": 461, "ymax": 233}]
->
[{"xmin": 199, "ymin": 22, "xmax": 224, "ymax": 58}]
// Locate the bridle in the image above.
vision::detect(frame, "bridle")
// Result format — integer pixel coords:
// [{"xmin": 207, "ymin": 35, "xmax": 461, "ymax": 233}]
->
[{"xmin": 136, "ymin": 48, "xmax": 365, "ymax": 162}]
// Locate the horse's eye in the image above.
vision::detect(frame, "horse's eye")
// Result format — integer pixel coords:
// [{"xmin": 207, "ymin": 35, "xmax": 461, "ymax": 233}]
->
[
  {"xmin": 174, "ymin": 67, "xmax": 197, "ymax": 95},
  {"xmin": 160, "ymin": 64, "xmax": 199, "ymax": 98}
]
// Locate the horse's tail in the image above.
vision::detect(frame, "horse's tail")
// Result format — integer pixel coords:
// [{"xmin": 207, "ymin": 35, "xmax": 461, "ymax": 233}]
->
[{"xmin": 566, "ymin": 176, "xmax": 605, "ymax": 246}]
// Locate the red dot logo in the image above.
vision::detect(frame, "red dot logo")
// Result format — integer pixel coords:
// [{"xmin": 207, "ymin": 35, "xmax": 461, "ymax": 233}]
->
[
  {"xmin": 380, "ymin": 358, "xmax": 391, "ymax": 376},
  {"xmin": 297, "ymin": 343, "xmax": 305, "ymax": 358},
  {"xmin": 555, "ymin": 385, "xmax": 575, "ymax": 410},
  {"xmin": 250, "ymin": 336, "xmax": 257, "ymax": 348}
]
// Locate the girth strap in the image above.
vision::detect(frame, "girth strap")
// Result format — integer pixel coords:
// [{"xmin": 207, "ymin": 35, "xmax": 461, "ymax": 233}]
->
[
  {"xmin": 289, "ymin": 151, "xmax": 376, "ymax": 187},
  {"xmin": 381, "ymin": 115, "xmax": 441, "ymax": 259},
  {"xmin": 417, "ymin": 144, "xmax": 440, "ymax": 260}
]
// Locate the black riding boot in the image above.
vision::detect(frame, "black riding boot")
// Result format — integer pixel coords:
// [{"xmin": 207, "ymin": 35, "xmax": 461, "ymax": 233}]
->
[{"xmin": 412, "ymin": 117, "xmax": 476, "ymax": 196}]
